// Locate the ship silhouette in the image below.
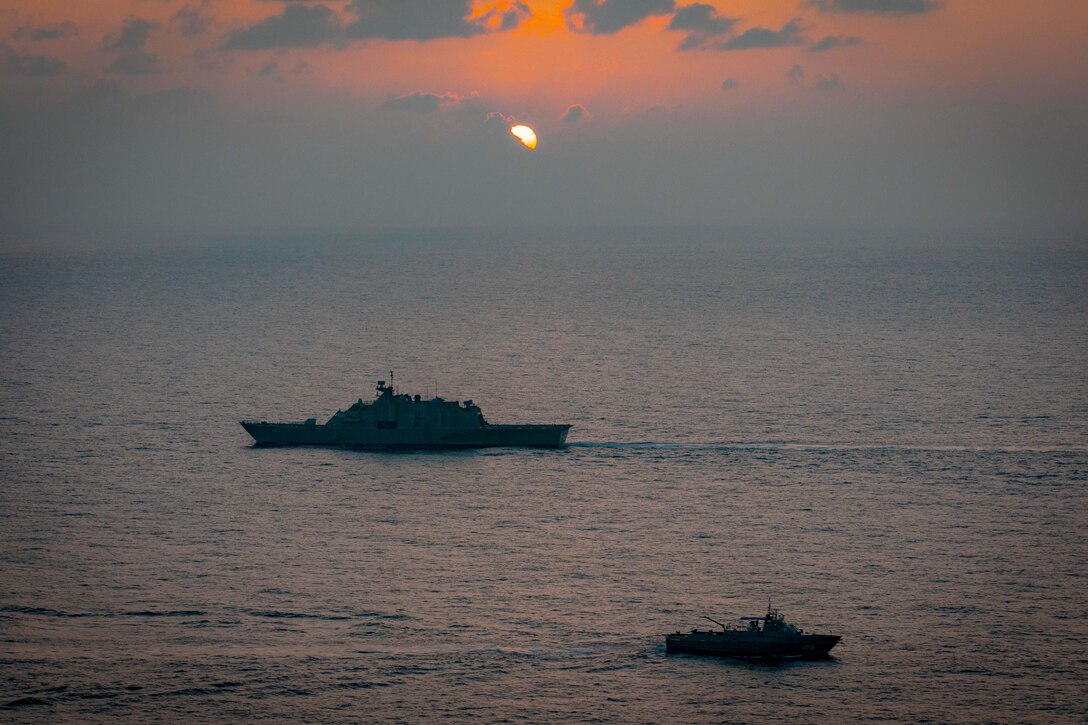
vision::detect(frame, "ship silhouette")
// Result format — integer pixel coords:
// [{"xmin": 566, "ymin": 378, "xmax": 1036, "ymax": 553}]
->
[
  {"xmin": 242, "ymin": 376, "xmax": 571, "ymax": 449},
  {"xmin": 667, "ymin": 604, "xmax": 841, "ymax": 659}
]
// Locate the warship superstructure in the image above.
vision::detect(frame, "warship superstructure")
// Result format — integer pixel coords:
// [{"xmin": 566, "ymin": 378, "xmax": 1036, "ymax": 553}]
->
[
  {"xmin": 241, "ymin": 378, "xmax": 571, "ymax": 449},
  {"xmin": 666, "ymin": 604, "xmax": 841, "ymax": 659}
]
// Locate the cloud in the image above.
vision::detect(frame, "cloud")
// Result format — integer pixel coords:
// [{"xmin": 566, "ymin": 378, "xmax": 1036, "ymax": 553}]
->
[
  {"xmin": 809, "ymin": 0, "xmax": 941, "ymax": 14},
  {"xmin": 101, "ymin": 17, "xmax": 160, "ymax": 74},
  {"xmin": 379, "ymin": 91, "xmax": 459, "ymax": 112},
  {"xmin": 484, "ymin": 110, "xmax": 515, "ymax": 131},
  {"xmin": 809, "ymin": 34, "xmax": 860, "ymax": 52},
  {"xmin": 715, "ymin": 18, "xmax": 803, "ymax": 51},
  {"xmin": 173, "ymin": 6, "xmax": 212, "ymax": 38},
  {"xmin": 102, "ymin": 18, "xmax": 154, "ymax": 52},
  {"xmin": 787, "ymin": 65, "xmax": 843, "ymax": 91},
  {"xmin": 471, "ymin": 1, "xmax": 533, "ymax": 32},
  {"xmin": 643, "ymin": 103, "xmax": 684, "ymax": 115},
  {"xmin": 107, "ymin": 51, "xmax": 160, "ymax": 75},
  {"xmin": 13, "ymin": 21, "xmax": 79, "ymax": 41},
  {"xmin": 3, "ymin": 83, "xmax": 1084, "ymax": 243},
  {"xmin": 563, "ymin": 103, "xmax": 588, "ymax": 123},
  {"xmin": 0, "ymin": 43, "xmax": 66, "ymax": 76},
  {"xmin": 495, "ymin": 2, "xmax": 533, "ymax": 31},
  {"xmin": 346, "ymin": 0, "xmax": 489, "ymax": 40},
  {"xmin": 668, "ymin": 3, "xmax": 736, "ymax": 33},
  {"xmin": 250, "ymin": 57, "xmax": 310, "ymax": 81},
  {"xmin": 668, "ymin": 3, "xmax": 735, "ymax": 33},
  {"xmin": 223, "ymin": 4, "xmax": 340, "ymax": 49},
  {"xmin": 452, "ymin": 90, "xmax": 487, "ymax": 114},
  {"xmin": 257, "ymin": 59, "xmax": 281, "ymax": 79},
  {"xmin": 721, "ymin": 77, "xmax": 738, "ymax": 90},
  {"xmin": 668, "ymin": 3, "xmax": 737, "ymax": 50},
  {"xmin": 566, "ymin": 0, "xmax": 675, "ymax": 36}
]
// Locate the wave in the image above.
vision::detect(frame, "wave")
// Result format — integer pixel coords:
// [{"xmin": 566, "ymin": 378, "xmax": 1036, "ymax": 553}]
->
[
  {"xmin": 0, "ymin": 604, "xmax": 410, "ymax": 623},
  {"xmin": 246, "ymin": 610, "xmax": 354, "ymax": 621},
  {"xmin": 0, "ymin": 605, "xmax": 93, "ymax": 618},
  {"xmin": 2, "ymin": 696, "xmax": 50, "ymax": 709},
  {"xmin": 0, "ymin": 605, "xmax": 207, "ymax": 618}
]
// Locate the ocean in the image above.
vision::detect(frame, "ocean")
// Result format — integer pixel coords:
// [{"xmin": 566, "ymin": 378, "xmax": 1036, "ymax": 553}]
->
[{"xmin": 1, "ymin": 228, "xmax": 1085, "ymax": 722}]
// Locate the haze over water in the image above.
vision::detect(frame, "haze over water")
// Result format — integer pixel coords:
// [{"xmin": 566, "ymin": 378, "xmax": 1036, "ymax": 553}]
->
[{"xmin": 1, "ymin": 229, "xmax": 1086, "ymax": 722}]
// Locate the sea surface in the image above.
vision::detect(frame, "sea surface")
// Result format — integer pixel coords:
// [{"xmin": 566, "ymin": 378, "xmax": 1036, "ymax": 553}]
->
[{"xmin": 1, "ymin": 228, "xmax": 1086, "ymax": 723}]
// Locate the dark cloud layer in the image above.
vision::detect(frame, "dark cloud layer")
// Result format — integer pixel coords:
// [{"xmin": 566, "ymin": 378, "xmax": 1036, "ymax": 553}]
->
[
  {"xmin": 567, "ymin": 0, "xmax": 675, "ymax": 35},
  {"xmin": 222, "ymin": 0, "xmax": 527, "ymax": 48},
  {"xmin": 810, "ymin": 0, "xmax": 941, "ymax": 14},
  {"xmin": 2, "ymin": 90, "xmax": 1084, "ymax": 242},
  {"xmin": 668, "ymin": 3, "xmax": 737, "ymax": 50},
  {"xmin": 223, "ymin": 4, "xmax": 339, "ymax": 49},
  {"xmin": 483, "ymin": 110, "xmax": 515, "ymax": 132},
  {"xmin": 379, "ymin": 91, "xmax": 452, "ymax": 112},
  {"xmin": 809, "ymin": 34, "xmax": 861, "ymax": 52},
  {"xmin": 717, "ymin": 19, "xmax": 802, "ymax": 51},
  {"xmin": 346, "ymin": 0, "xmax": 487, "ymax": 40},
  {"xmin": 102, "ymin": 18, "xmax": 154, "ymax": 52},
  {"xmin": 0, "ymin": 43, "xmax": 66, "ymax": 76},
  {"xmin": 13, "ymin": 21, "xmax": 79, "ymax": 41},
  {"xmin": 668, "ymin": 3, "xmax": 734, "ymax": 33}
]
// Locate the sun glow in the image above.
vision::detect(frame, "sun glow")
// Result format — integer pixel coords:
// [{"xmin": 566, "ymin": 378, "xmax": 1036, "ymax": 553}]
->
[{"xmin": 510, "ymin": 124, "xmax": 538, "ymax": 150}]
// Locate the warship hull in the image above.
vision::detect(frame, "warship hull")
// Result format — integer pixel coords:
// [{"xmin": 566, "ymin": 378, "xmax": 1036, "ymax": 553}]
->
[
  {"xmin": 241, "ymin": 421, "xmax": 571, "ymax": 449},
  {"xmin": 666, "ymin": 632, "xmax": 840, "ymax": 659}
]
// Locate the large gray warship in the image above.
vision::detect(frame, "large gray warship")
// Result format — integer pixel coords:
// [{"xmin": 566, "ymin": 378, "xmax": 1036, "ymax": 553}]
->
[
  {"xmin": 666, "ymin": 604, "xmax": 841, "ymax": 659},
  {"xmin": 241, "ymin": 378, "xmax": 571, "ymax": 449}
]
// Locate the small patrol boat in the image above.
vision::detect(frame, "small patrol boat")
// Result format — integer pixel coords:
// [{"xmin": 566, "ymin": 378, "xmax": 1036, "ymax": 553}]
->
[
  {"xmin": 241, "ymin": 375, "xmax": 571, "ymax": 449},
  {"xmin": 666, "ymin": 603, "xmax": 840, "ymax": 659}
]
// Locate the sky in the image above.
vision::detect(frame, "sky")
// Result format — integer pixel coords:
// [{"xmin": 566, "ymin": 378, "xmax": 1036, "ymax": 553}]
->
[{"xmin": 1, "ymin": 0, "xmax": 1087, "ymax": 245}]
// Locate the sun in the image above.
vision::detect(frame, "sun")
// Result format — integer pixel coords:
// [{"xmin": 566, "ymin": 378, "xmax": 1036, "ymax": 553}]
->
[{"xmin": 510, "ymin": 124, "xmax": 537, "ymax": 150}]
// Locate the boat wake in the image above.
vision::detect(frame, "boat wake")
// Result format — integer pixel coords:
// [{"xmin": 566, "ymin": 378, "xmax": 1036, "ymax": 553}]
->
[{"xmin": 567, "ymin": 441, "xmax": 1087, "ymax": 455}]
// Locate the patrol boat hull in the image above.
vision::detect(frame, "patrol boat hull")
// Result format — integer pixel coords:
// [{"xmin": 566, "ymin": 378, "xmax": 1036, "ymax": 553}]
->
[
  {"xmin": 241, "ymin": 421, "xmax": 570, "ymax": 449},
  {"xmin": 665, "ymin": 631, "xmax": 840, "ymax": 659}
]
